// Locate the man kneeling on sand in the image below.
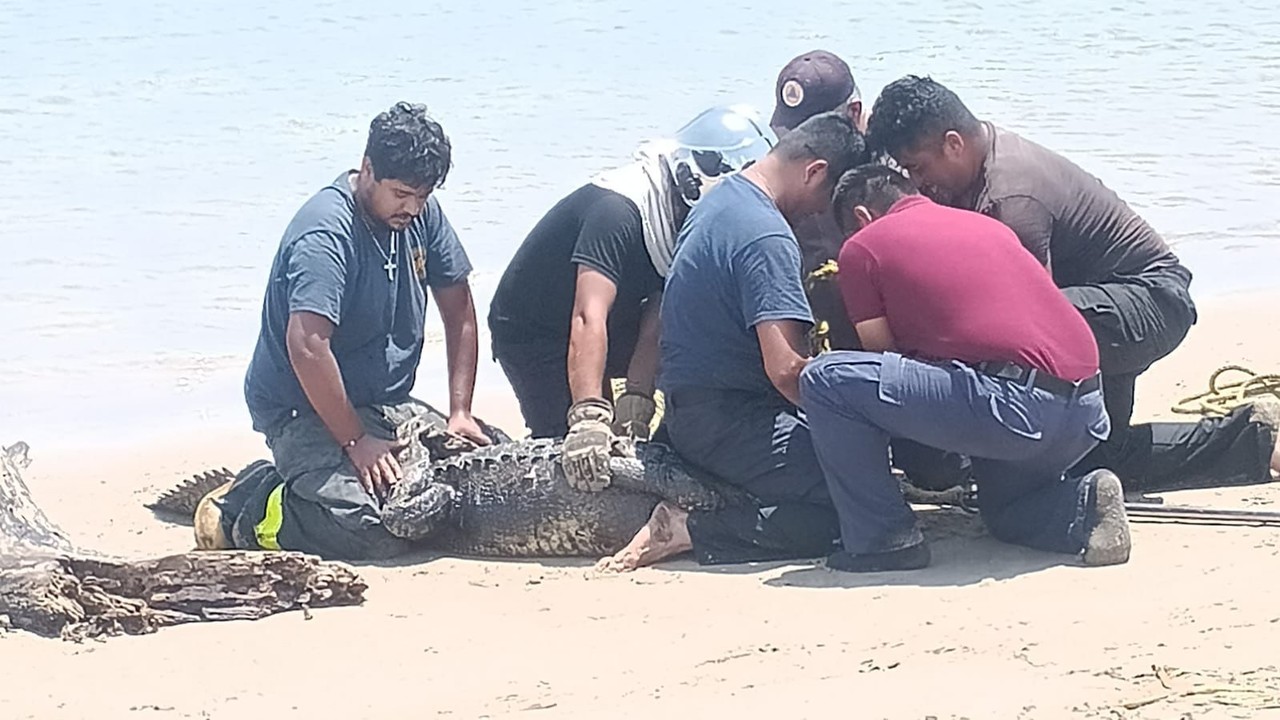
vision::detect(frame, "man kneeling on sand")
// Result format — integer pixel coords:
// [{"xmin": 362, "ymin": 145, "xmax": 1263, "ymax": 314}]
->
[
  {"xmin": 196, "ymin": 102, "xmax": 494, "ymax": 560},
  {"xmin": 798, "ymin": 165, "xmax": 1131, "ymax": 571},
  {"xmin": 596, "ymin": 111, "xmax": 868, "ymax": 572}
]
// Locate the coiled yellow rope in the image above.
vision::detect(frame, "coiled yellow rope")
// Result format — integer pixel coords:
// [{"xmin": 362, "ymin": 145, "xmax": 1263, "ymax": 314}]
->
[{"xmin": 1170, "ymin": 365, "xmax": 1280, "ymax": 417}]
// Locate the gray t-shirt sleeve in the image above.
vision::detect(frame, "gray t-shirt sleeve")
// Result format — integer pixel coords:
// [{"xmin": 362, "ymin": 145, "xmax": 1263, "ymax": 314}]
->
[
  {"xmin": 421, "ymin": 196, "xmax": 473, "ymax": 288},
  {"xmin": 733, "ymin": 233, "xmax": 814, "ymax": 330},
  {"xmin": 987, "ymin": 195, "xmax": 1054, "ymax": 270},
  {"xmin": 284, "ymin": 231, "xmax": 349, "ymax": 325}
]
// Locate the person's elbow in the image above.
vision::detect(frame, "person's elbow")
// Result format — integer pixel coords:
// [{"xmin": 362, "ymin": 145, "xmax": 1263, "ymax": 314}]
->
[
  {"xmin": 433, "ymin": 279, "xmax": 478, "ymax": 322},
  {"xmin": 570, "ymin": 300, "xmax": 610, "ymax": 337},
  {"xmin": 764, "ymin": 354, "xmax": 806, "ymax": 402},
  {"xmin": 285, "ymin": 313, "xmax": 333, "ymax": 365}
]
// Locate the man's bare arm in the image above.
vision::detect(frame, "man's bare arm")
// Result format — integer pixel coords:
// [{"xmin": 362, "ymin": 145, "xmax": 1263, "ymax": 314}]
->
[
  {"xmin": 755, "ymin": 319, "xmax": 813, "ymax": 406},
  {"xmin": 286, "ymin": 311, "xmax": 364, "ymax": 445},
  {"xmin": 286, "ymin": 311, "xmax": 404, "ymax": 495},
  {"xmin": 567, "ymin": 266, "xmax": 619, "ymax": 402},
  {"xmin": 854, "ymin": 317, "xmax": 897, "ymax": 353},
  {"xmin": 432, "ymin": 279, "xmax": 491, "ymax": 445},
  {"xmin": 623, "ymin": 290, "xmax": 663, "ymax": 394}
]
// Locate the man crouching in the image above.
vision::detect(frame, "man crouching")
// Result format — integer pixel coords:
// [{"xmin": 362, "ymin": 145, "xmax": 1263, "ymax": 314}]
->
[
  {"xmin": 597, "ymin": 111, "xmax": 868, "ymax": 572},
  {"xmin": 799, "ymin": 165, "xmax": 1130, "ymax": 571}
]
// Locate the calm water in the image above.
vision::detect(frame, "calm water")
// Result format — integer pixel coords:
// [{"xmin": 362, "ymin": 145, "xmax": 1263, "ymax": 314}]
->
[{"xmin": 2, "ymin": 0, "xmax": 1278, "ymax": 451}]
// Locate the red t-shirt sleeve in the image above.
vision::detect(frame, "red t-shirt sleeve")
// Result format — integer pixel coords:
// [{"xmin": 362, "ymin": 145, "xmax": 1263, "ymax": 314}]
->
[{"xmin": 837, "ymin": 239, "xmax": 885, "ymax": 325}]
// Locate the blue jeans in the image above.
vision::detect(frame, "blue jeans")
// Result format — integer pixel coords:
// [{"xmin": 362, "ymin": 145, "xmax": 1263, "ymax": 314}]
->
[{"xmin": 798, "ymin": 351, "xmax": 1111, "ymax": 556}]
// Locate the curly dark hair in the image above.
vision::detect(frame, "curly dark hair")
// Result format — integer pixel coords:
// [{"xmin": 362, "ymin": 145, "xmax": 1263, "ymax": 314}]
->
[
  {"xmin": 865, "ymin": 75, "xmax": 980, "ymax": 159},
  {"xmin": 364, "ymin": 101, "xmax": 453, "ymax": 190}
]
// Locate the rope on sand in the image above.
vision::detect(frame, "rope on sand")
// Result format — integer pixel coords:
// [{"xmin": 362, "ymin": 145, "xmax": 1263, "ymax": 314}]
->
[{"xmin": 1170, "ymin": 365, "xmax": 1280, "ymax": 417}]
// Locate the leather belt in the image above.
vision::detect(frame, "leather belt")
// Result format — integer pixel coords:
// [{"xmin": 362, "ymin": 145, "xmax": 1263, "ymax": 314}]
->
[{"xmin": 974, "ymin": 361, "xmax": 1101, "ymax": 400}]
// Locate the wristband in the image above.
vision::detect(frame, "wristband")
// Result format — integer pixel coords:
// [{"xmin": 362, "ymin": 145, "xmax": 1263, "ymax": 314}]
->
[
  {"xmin": 567, "ymin": 396, "xmax": 614, "ymax": 426},
  {"xmin": 622, "ymin": 380, "xmax": 654, "ymax": 397},
  {"xmin": 342, "ymin": 433, "xmax": 365, "ymax": 450}
]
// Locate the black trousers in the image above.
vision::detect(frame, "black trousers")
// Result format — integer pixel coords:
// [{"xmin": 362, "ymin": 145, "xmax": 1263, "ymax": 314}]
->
[
  {"xmin": 217, "ymin": 399, "xmax": 508, "ymax": 561},
  {"xmin": 660, "ymin": 388, "xmax": 843, "ymax": 565},
  {"xmin": 493, "ymin": 336, "xmax": 631, "ymax": 439},
  {"xmin": 1064, "ymin": 266, "xmax": 1274, "ymax": 491}
]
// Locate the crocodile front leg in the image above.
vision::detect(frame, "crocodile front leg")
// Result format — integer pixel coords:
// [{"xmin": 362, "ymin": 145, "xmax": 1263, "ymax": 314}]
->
[{"xmin": 381, "ymin": 481, "xmax": 458, "ymax": 541}]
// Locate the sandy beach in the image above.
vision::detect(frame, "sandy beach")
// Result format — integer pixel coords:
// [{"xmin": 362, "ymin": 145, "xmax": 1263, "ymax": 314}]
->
[{"xmin": 4, "ymin": 289, "xmax": 1280, "ymax": 720}]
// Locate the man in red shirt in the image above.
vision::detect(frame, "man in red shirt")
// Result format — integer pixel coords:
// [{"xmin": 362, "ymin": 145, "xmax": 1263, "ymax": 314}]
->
[{"xmin": 797, "ymin": 165, "xmax": 1132, "ymax": 572}]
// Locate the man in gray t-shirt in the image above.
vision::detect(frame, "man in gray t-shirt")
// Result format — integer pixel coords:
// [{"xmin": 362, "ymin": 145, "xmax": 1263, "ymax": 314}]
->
[
  {"xmin": 596, "ymin": 112, "xmax": 869, "ymax": 573},
  {"xmin": 196, "ymin": 102, "xmax": 496, "ymax": 560}
]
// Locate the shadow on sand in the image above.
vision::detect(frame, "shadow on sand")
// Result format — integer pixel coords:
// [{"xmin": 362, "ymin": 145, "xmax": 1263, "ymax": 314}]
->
[
  {"xmin": 759, "ymin": 506, "xmax": 1076, "ymax": 589},
  {"xmin": 359, "ymin": 505, "xmax": 1080, "ymax": 588}
]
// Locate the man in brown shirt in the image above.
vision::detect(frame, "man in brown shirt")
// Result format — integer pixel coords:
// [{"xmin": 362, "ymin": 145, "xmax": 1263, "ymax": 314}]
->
[{"xmin": 863, "ymin": 74, "xmax": 1280, "ymax": 491}]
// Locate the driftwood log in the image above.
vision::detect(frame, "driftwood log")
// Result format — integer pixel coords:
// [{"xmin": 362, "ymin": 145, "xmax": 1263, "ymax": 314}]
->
[{"xmin": 0, "ymin": 441, "xmax": 366, "ymax": 641}]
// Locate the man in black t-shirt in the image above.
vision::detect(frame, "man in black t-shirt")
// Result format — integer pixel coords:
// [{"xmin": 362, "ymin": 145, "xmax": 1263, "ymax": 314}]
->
[{"xmin": 488, "ymin": 105, "xmax": 777, "ymax": 491}]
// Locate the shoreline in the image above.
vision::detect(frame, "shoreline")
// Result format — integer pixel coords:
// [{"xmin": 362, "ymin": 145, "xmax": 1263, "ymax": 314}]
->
[{"xmin": 12, "ymin": 284, "xmax": 1276, "ymax": 457}]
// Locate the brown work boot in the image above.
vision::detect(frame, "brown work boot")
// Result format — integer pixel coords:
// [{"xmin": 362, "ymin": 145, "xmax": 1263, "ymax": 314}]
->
[
  {"xmin": 193, "ymin": 479, "xmax": 235, "ymax": 550},
  {"xmin": 1082, "ymin": 469, "xmax": 1131, "ymax": 566},
  {"xmin": 1246, "ymin": 397, "xmax": 1280, "ymax": 475}
]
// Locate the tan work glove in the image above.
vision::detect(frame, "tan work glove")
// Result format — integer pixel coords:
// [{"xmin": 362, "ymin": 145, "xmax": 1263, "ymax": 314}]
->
[
  {"xmin": 561, "ymin": 397, "xmax": 615, "ymax": 492},
  {"xmin": 612, "ymin": 386, "xmax": 657, "ymax": 440}
]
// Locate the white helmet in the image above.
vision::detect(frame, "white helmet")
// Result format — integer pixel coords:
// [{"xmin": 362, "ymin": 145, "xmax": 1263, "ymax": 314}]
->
[{"xmin": 666, "ymin": 104, "xmax": 777, "ymax": 206}]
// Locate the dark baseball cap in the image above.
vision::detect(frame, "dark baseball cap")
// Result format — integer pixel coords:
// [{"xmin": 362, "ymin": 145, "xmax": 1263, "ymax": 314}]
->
[{"xmin": 770, "ymin": 50, "xmax": 858, "ymax": 131}]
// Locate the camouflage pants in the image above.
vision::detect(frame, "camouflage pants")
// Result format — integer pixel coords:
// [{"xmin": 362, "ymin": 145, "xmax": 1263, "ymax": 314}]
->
[{"xmin": 219, "ymin": 399, "xmax": 453, "ymax": 560}]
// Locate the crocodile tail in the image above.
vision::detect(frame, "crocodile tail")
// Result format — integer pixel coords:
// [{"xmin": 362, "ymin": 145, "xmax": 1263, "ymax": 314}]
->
[{"xmin": 146, "ymin": 467, "xmax": 236, "ymax": 518}]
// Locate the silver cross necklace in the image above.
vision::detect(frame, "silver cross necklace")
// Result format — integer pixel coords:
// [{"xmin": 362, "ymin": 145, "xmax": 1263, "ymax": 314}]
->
[{"xmin": 358, "ymin": 212, "xmax": 398, "ymax": 282}]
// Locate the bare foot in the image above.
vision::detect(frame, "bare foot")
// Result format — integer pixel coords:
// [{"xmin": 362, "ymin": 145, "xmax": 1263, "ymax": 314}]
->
[{"xmin": 594, "ymin": 501, "xmax": 692, "ymax": 573}]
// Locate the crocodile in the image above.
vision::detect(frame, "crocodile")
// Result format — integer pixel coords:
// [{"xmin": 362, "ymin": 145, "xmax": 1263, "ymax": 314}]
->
[
  {"xmin": 150, "ymin": 436, "xmax": 755, "ymax": 559},
  {"xmin": 380, "ymin": 437, "xmax": 753, "ymax": 557}
]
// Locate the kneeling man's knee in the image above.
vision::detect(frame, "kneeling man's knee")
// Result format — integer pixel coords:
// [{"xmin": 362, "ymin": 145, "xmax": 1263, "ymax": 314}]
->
[
  {"xmin": 799, "ymin": 355, "xmax": 836, "ymax": 404},
  {"xmin": 800, "ymin": 351, "xmax": 883, "ymax": 404}
]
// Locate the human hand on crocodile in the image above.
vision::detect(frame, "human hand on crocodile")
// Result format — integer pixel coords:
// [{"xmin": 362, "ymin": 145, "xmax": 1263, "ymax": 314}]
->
[
  {"xmin": 561, "ymin": 397, "xmax": 614, "ymax": 492},
  {"xmin": 447, "ymin": 411, "xmax": 493, "ymax": 448},
  {"xmin": 612, "ymin": 385, "xmax": 657, "ymax": 440},
  {"xmin": 345, "ymin": 434, "xmax": 410, "ymax": 502}
]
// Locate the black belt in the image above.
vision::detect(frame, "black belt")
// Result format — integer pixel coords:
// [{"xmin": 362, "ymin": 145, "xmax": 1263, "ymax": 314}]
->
[{"xmin": 974, "ymin": 361, "xmax": 1101, "ymax": 399}]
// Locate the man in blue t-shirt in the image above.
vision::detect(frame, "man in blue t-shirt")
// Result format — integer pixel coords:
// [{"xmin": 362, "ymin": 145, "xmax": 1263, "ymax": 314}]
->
[
  {"xmin": 195, "ymin": 102, "xmax": 496, "ymax": 560},
  {"xmin": 596, "ymin": 111, "xmax": 869, "ymax": 572}
]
